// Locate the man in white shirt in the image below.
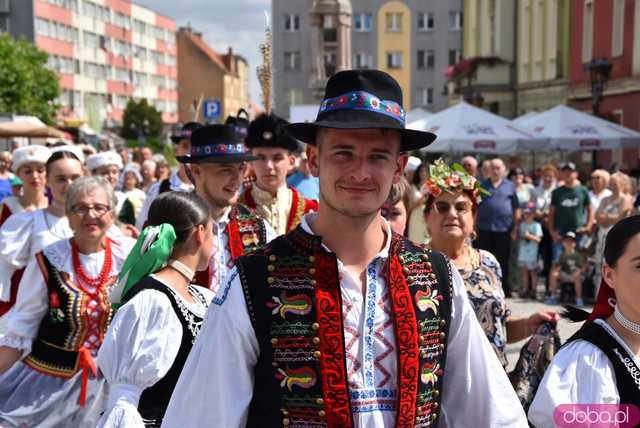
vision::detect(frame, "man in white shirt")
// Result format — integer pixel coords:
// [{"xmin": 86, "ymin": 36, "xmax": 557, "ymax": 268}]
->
[{"xmin": 162, "ymin": 70, "xmax": 527, "ymax": 427}]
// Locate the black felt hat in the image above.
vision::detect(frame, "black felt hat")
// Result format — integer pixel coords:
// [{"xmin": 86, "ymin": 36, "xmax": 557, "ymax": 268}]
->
[
  {"xmin": 170, "ymin": 122, "xmax": 202, "ymax": 144},
  {"xmin": 285, "ymin": 69, "xmax": 437, "ymax": 152},
  {"xmin": 246, "ymin": 113, "xmax": 300, "ymax": 152},
  {"xmin": 176, "ymin": 124, "xmax": 258, "ymax": 164}
]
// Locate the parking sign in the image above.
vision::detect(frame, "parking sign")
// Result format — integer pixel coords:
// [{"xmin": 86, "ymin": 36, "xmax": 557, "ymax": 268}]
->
[{"xmin": 203, "ymin": 100, "xmax": 221, "ymax": 120}]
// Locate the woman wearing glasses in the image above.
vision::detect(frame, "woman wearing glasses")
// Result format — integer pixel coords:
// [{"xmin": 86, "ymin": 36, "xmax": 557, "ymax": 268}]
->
[
  {"xmin": 423, "ymin": 160, "xmax": 558, "ymax": 407},
  {"xmin": 0, "ymin": 176, "xmax": 134, "ymax": 427}
]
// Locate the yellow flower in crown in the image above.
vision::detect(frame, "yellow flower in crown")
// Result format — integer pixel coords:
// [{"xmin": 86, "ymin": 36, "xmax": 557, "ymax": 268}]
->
[{"xmin": 421, "ymin": 158, "xmax": 489, "ymax": 201}]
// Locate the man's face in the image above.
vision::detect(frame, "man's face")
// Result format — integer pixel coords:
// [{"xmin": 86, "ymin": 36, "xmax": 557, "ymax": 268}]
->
[
  {"xmin": 308, "ymin": 128, "xmax": 406, "ymax": 219},
  {"xmin": 175, "ymin": 139, "xmax": 191, "ymax": 157},
  {"xmin": 140, "ymin": 147, "xmax": 153, "ymax": 161},
  {"xmin": 94, "ymin": 165, "xmax": 120, "ymax": 187},
  {"xmin": 191, "ymin": 162, "xmax": 246, "ymax": 209},
  {"xmin": 490, "ymin": 160, "xmax": 505, "ymax": 182},
  {"xmin": 251, "ymin": 147, "xmax": 295, "ymax": 193}
]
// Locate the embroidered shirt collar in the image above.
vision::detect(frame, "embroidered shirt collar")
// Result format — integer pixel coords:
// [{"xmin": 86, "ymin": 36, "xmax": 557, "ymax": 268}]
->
[
  {"xmin": 252, "ymin": 184, "xmax": 289, "ymax": 205},
  {"xmin": 300, "ymin": 212, "xmax": 391, "ymax": 263}
]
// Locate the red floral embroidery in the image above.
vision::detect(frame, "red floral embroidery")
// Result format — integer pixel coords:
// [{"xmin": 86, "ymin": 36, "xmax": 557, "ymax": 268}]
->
[
  {"xmin": 226, "ymin": 214, "xmax": 244, "ymax": 260},
  {"xmin": 388, "ymin": 251, "xmax": 420, "ymax": 428},
  {"xmin": 314, "ymin": 252, "xmax": 353, "ymax": 428},
  {"xmin": 50, "ymin": 292, "xmax": 60, "ymax": 309}
]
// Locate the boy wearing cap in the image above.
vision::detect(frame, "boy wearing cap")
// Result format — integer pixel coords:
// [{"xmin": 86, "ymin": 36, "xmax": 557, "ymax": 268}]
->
[
  {"xmin": 241, "ymin": 114, "xmax": 318, "ymax": 236},
  {"xmin": 163, "ymin": 70, "xmax": 526, "ymax": 427},
  {"xmin": 518, "ymin": 203, "xmax": 543, "ymax": 299},
  {"xmin": 135, "ymin": 122, "xmax": 200, "ymax": 230},
  {"xmin": 546, "ymin": 231, "xmax": 584, "ymax": 305},
  {"xmin": 175, "ymin": 123, "xmax": 275, "ymax": 292}
]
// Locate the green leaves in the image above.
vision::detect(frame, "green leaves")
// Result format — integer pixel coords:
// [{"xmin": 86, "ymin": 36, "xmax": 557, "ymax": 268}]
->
[
  {"xmin": 121, "ymin": 98, "xmax": 163, "ymax": 140},
  {"xmin": 0, "ymin": 34, "xmax": 60, "ymax": 125}
]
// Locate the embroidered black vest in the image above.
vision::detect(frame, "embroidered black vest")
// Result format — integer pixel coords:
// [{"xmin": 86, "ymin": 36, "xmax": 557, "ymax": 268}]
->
[
  {"xmin": 566, "ymin": 321, "xmax": 640, "ymax": 405},
  {"xmin": 23, "ymin": 252, "xmax": 115, "ymax": 378},
  {"xmin": 122, "ymin": 277, "xmax": 209, "ymax": 426},
  {"xmin": 235, "ymin": 226, "xmax": 453, "ymax": 428}
]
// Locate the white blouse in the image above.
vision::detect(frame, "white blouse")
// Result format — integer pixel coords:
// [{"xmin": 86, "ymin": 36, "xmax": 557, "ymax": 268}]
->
[
  {"xmin": 528, "ymin": 319, "xmax": 640, "ymax": 428},
  {"xmin": 0, "ymin": 209, "xmax": 72, "ymax": 301},
  {"xmin": 1, "ymin": 196, "xmax": 27, "ymax": 217},
  {"xmin": 96, "ymin": 276, "xmax": 214, "ymax": 428},
  {"xmin": 160, "ymin": 214, "xmax": 528, "ymax": 428},
  {"xmin": 0, "ymin": 237, "xmax": 134, "ymax": 355}
]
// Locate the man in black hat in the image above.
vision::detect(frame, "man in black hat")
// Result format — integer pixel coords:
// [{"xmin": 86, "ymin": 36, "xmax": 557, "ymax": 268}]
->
[
  {"xmin": 136, "ymin": 122, "xmax": 200, "ymax": 229},
  {"xmin": 163, "ymin": 70, "xmax": 527, "ymax": 427},
  {"xmin": 175, "ymin": 123, "xmax": 275, "ymax": 291},
  {"xmin": 240, "ymin": 113, "xmax": 318, "ymax": 236}
]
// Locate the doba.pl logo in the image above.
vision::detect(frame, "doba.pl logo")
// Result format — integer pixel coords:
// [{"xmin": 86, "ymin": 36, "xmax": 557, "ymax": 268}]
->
[{"xmin": 554, "ymin": 404, "xmax": 640, "ymax": 428}]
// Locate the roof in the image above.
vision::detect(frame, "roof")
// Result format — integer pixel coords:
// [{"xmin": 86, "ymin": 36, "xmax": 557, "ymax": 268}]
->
[{"xmin": 182, "ymin": 30, "xmax": 228, "ymax": 72}]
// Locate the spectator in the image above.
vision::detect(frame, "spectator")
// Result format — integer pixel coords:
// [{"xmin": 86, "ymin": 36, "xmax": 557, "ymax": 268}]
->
[
  {"xmin": 10, "ymin": 176, "xmax": 22, "ymax": 197},
  {"xmin": 407, "ymin": 161, "xmax": 430, "ymax": 244},
  {"xmin": 286, "ymin": 151, "xmax": 319, "ymax": 200},
  {"xmin": 533, "ymin": 165, "xmax": 558, "ymax": 293},
  {"xmin": 140, "ymin": 159, "xmax": 157, "ymax": 193},
  {"xmin": 509, "ymin": 167, "xmax": 534, "ymax": 207},
  {"xmin": 518, "ymin": 203, "xmax": 543, "ymax": 299},
  {"xmin": 588, "ymin": 169, "xmax": 612, "ymax": 213},
  {"xmin": 0, "ymin": 151, "xmax": 13, "ymax": 203},
  {"xmin": 122, "ymin": 164, "xmax": 147, "ymax": 221},
  {"xmin": 593, "ymin": 171, "xmax": 634, "ymax": 289},
  {"xmin": 480, "ymin": 159, "xmax": 492, "ymax": 181},
  {"xmin": 117, "ymin": 146, "xmax": 130, "ymax": 167},
  {"xmin": 546, "ymin": 231, "xmax": 584, "ymax": 305},
  {"xmin": 381, "ymin": 177, "xmax": 411, "ymax": 235},
  {"xmin": 548, "ymin": 162, "xmax": 592, "ymax": 261},
  {"xmin": 477, "ymin": 158, "xmax": 521, "ymax": 297},
  {"xmin": 139, "ymin": 146, "xmax": 153, "ymax": 162},
  {"xmin": 461, "ymin": 155, "xmax": 479, "ymax": 177},
  {"xmin": 154, "ymin": 155, "xmax": 171, "ymax": 182},
  {"xmin": 403, "ymin": 156, "xmax": 423, "ymax": 207}
]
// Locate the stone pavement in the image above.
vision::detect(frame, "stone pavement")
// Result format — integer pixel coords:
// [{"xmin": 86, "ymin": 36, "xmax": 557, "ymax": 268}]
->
[{"xmin": 505, "ymin": 297, "xmax": 590, "ymax": 371}]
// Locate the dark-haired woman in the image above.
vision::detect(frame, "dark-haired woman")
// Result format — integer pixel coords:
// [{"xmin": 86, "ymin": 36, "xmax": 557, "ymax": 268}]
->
[
  {"xmin": 529, "ymin": 215, "xmax": 640, "ymax": 426},
  {"xmin": 0, "ymin": 176, "xmax": 134, "ymax": 427},
  {"xmin": 97, "ymin": 191, "xmax": 215, "ymax": 428},
  {"xmin": 0, "ymin": 149, "xmax": 83, "ymax": 315}
]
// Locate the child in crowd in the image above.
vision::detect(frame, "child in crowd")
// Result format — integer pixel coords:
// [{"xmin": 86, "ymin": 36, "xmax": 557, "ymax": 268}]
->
[
  {"xmin": 546, "ymin": 231, "xmax": 584, "ymax": 305},
  {"xmin": 518, "ymin": 202, "xmax": 543, "ymax": 299}
]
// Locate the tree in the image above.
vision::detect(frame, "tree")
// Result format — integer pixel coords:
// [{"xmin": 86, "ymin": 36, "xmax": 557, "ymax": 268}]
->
[
  {"xmin": 0, "ymin": 33, "xmax": 61, "ymax": 125},
  {"xmin": 121, "ymin": 99, "xmax": 163, "ymax": 140}
]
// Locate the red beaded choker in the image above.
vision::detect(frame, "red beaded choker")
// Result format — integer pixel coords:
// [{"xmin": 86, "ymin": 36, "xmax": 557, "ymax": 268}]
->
[{"xmin": 71, "ymin": 238, "xmax": 113, "ymax": 293}]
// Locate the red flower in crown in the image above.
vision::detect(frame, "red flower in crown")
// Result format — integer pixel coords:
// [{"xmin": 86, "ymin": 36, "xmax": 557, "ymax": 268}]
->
[
  {"xmin": 338, "ymin": 96, "xmax": 347, "ymax": 105},
  {"xmin": 370, "ymin": 98, "xmax": 380, "ymax": 109},
  {"xmin": 50, "ymin": 292, "xmax": 60, "ymax": 309},
  {"xmin": 220, "ymin": 145, "xmax": 227, "ymax": 152},
  {"xmin": 392, "ymin": 105, "xmax": 401, "ymax": 116}
]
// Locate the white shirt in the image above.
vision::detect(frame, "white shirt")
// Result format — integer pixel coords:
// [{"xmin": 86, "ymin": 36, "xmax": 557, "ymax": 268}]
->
[
  {"xmin": 96, "ymin": 275, "xmax": 215, "ymax": 428},
  {"xmin": 589, "ymin": 189, "xmax": 613, "ymax": 213},
  {"xmin": 136, "ymin": 171, "xmax": 194, "ymax": 230},
  {"xmin": 161, "ymin": 213, "xmax": 527, "ymax": 428},
  {"xmin": 528, "ymin": 318, "xmax": 640, "ymax": 428}
]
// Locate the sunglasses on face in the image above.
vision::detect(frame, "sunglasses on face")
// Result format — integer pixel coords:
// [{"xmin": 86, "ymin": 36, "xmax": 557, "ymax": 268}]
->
[{"xmin": 433, "ymin": 201, "xmax": 473, "ymax": 215}]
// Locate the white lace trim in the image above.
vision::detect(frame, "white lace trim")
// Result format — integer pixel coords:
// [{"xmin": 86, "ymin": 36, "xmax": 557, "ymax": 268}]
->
[
  {"xmin": 0, "ymin": 332, "xmax": 32, "ymax": 353},
  {"xmin": 43, "ymin": 237, "xmax": 133, "ymax": 276},
  {"xmin": 165, "ymin": 285, "xmax": 209, "ymax": 344}
]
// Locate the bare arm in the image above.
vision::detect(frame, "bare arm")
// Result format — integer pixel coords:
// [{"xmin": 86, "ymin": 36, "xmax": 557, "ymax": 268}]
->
[{"xmin": 0, "ymin": 346, "xmax": 22, "ymax": 374}]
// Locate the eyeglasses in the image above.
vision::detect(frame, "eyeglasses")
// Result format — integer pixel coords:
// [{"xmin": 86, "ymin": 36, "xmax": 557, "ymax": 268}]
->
[
  {"xmin": 591, "ymin": 175, "xmax": 603, "ymax": 180},
  {"xmin": 433, "ymin": 201, "xmax": 473, "ymax": 214},
  {"xmin": 70, "ymin": 203, "xmax": 110, "ymax": 217}
]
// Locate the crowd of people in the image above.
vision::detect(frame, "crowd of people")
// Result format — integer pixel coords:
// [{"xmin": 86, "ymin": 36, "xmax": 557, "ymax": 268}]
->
[{"xmin": 0, "ymin": 69, "xmax": 638, "ymax": 427}]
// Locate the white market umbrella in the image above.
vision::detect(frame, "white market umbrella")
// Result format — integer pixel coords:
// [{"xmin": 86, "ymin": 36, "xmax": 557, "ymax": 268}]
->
[
  {"xmin": 512, "ymin": 111, "xmax": 539, "ymax": 127},
  {"xmin": 517, "ymin": 105, "xmax": 640, "ymax": 152},
  {"xmin": 414, "ymin": 101, "xmax": 547, "ymax": 154},
  {"xmin": 406, "ymin": 107, "xmax": 433, "ymax": 130}
]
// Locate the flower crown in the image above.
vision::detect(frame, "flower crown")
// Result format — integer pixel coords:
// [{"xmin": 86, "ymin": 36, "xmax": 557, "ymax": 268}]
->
[{"xmin": 421, "ymin": 159, "xmax": 489, "ymax": 200}]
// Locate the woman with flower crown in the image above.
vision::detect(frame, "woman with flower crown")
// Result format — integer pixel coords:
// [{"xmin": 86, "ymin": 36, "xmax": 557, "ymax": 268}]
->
[
  {"xmin": 422, "ymin": 159, "xmax": 560, "ymax": 410},
  {"xmin": 0, "ymin": 176, "xmax": 135, "ymax": 427},
  {"xmin": 97, "ymin": 191, "xmax": 215, "ymax": 428}
]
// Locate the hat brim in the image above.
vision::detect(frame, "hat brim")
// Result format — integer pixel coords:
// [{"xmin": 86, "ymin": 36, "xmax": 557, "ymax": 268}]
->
[
  {"xmin": 176, "ymin": 153, "xmax": 260, "ymax": 164},
  {"xmin": 285, "ymin": 121, "xmax": 437, "ymax": 152},
  {"xmin": 170, "ymin": 136, "xmax": 183, "ymax": 144}
]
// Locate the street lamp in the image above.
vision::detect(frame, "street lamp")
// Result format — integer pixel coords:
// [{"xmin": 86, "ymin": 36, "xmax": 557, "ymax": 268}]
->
[{"xmin": 585, "ymin": 58, "xmax": 613, "ymax": 116}]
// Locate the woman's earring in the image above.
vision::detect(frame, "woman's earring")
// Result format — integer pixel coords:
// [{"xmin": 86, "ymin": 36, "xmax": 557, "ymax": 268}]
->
[{"xmin": 470, "ymin": 231, "xmax": 477, "ymax": 241}]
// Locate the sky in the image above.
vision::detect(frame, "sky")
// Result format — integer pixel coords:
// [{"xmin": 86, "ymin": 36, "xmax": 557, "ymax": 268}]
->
[{"xmin": 135, "ymin": 0, "xmax": 271, "ymax": 106}]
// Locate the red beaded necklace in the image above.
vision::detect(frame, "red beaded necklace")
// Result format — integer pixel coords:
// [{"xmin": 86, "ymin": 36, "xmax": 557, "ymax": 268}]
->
[{"xmin": 71, "ymin": 237, "xmax": 113, "ymax": 294}]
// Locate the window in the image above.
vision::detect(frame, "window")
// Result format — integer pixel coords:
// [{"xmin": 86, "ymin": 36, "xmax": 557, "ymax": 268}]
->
[
  {"xmin": 385, "ymin": 12, "xmax": 402, "ymax": 32},
  {"xmin": 284, "ymin": 51, "xmax": 301, "ymax": 71},
  {"xmin": 323, "ymin": 15, "xmax": 334, "ymax": 29},
  {"xmin": 448, "ymin": 49, "xmax": 461, "ymax": 66},
  {"xmin": 354, "ymin": 52, "xmax": 373, "ymax": 69},
  {"xmin": 46, "ymin": 55, "xmax": 77, "ymax": 74},
  {"xmin": 418, "ymin": 88, "xmax": 434, "ymax": 106},
  {"xmin": 288, "ymin": 89, "xmax": 303, "ymax": 106},
  {"xmin": 166, "ymin": 55, "xmax": 176, "ymax": 66},
  {"xmin": 84, "ymin": 62, "xmax": 110, "ymax": 80},
  {"xmin": 150, "ymin": 50, "xmax": 165, "ymax": 64},
  {"xmin": 83, "ymin": 30, "xmax": 98, "ymax": 48},
  {"xmin": 134, "ymin": 45, "xmax": 147, "ymax": 60},
  {"xmin": 448, "ymin": 11, "xmax": 462, "ymax": 30},
  {"xmin": 133, "ymin": 19, "xmax": 147, "ymax": 35},
  {"xmin": 582, "ymin": 0, "xmax": 594, "ymax": 62},
  {"xmin": 36, "ymin": 18, "xmax": 78, "ymax": 43},
  {"xmin": 133, "ymin": 72, "xmax": 147, "ymax": 85},
  {"xmin": 612, "ymin": 0, "xmax": 624, "ymax": 57},
  {"xmin": 386, "ymin": 51, "xmax": 403, "ymax": 69},
  {"xmin": 115, "ymin": 67, "xmax": 130, "ymax": 83},
  {"xmin": 417, "ymin": 50, "xmax": 435, "ymax": 69},
  {"xmin": 284, "ymin": 14, "xmax": 300, "ymax": 32},
  {"xmin": 417, "ymin": 12, "xmax": 434, "ymax": 31},
  {"xmin": 354, "ymin": 13, "xmax": 372, "ymax": 32},
  {"xmin": 113, "ymin": 12, "xmax": 131, "ymax": 30}
]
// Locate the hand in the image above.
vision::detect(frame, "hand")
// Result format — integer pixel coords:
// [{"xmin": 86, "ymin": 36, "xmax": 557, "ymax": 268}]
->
[
  {"xmin": 527, "ymin": 311, "xmax": 560, "ymax": 335},
  {"xmin": 119, "ymin": 224, "xmax": 140, "ymax": 238},
  {"xmin": 510, "ymin": 229, "xmax": 518, "ymax": 241}
]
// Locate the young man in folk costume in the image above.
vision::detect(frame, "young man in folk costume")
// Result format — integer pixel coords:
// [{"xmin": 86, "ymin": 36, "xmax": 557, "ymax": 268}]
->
[
  {"xmin": 176, "ymin": 124, "xmax": 276, "ymax": 292},
  {"xmin": 240, "ymin": 113, "xmax": 318, "ymax": 236},
  {"xmin": 162, "ymin": 70, "xmax": 527, "ymax": 427},
  {"xmin": 135, "ymin": 122, "xmax": 200, "ymax": 230}
]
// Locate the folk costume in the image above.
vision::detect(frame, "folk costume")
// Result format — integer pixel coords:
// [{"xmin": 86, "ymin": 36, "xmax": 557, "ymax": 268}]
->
[
  {"xmin": 0, "ymin": 145, "xmax": 52, "ymax": 227},
  {"xmin": 97, "ymin": 224, "xmax": 215, "ymax": 428},
  {"xmin": 240, "ymin": 114, "xmax": 318, "ymax": 236},
  {"xmin": 162, "ymin": 70, "xmax": 527, "ymax": 428},
  {"xmin": 176, "ymin": 124, "xmax": 275, "ymax": 292},
  {"xmin": 136, "ymin": 122, "xmax": 201, "ymax": 230},
  {"xmin": 0, "ymin": 235, "xmax": 134, "ymax": 427},
  {"xmin": 529, "ymin": 280, "xmax": 640, "ymax": 427},
  {"xmin": 87, "ymin": 152, "xmax": 136, "ymax": 226}
]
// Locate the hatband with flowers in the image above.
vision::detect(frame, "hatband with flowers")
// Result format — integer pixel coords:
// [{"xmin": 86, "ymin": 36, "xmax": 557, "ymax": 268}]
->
[{"xmin": 421, "ymin": 158, "xmax": 489, "ymax": 201}]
